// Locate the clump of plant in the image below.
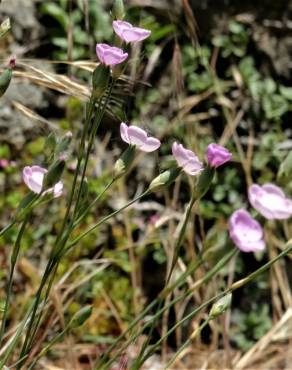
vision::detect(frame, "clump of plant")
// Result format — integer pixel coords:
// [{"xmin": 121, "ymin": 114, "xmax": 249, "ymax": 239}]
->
[{"xmin": 0, "ymin": 1, "xmax": 291, "ymax": 369}]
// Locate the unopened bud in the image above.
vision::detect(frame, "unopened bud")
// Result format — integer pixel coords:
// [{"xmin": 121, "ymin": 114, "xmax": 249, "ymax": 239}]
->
[
  {"xmin": 209, "ymin": 293, "xmax": 232, "ymax": 319},
  {"xmin": 69, "ymin": 306, "xmax": 92, "ymax": 328},
  {"xmin": 148, "ymin": 167, "xmax": 181, "ymax": 192},
  {"xmin": 113, "ymin": 145, "xmax": 136, "ymax": 179},
  {"xmin": 0, "ymin": 57, "xmax": 15, "ymax": 98},
  {"xmin": 43, "ymin": 157, "xmax": 65, "ymax": 188},
  {"xmin": 55, "ymin": 132, "xmax": 73, "ymax": 155},
  {"xmin": 194, "ymin": 166, "xmax": 215, "ymax": 198},
  {"xmin": 92, "ymin": 64, "xmax": 110, "ymax": 99},
  {"xmin": 0, "ymin": 18, "xmax": 11, "ymax": 39},
  {"xmin": 44, "ymin": 132, "xmax": 57, "ymax": 152},
  {"xmin": 113, "ymin": 0, "xmax": 125, "ymax": 20}
]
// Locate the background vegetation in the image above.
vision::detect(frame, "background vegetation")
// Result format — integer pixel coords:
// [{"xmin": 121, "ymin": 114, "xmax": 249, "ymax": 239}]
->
[{"xmin": 0, "ymin": 0, "xmax": 291, "ymax": 368}]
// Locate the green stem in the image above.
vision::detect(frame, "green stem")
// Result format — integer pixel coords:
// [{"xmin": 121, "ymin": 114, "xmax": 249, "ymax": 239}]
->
[
  {"xmin": 133, "ymin": 193, "xmax": 196, "ymax": 365},
  {"xmin": 0, "ymin": 301, "xmax": 34, "ymax": 369},
  {"xmin": 16, "ymin": 258, "xmax": 56, "ymax": 368},
  {"xmin": 55, "ymin": 95, "xmax": 96, "ymax": 247},
  {"xmin": 164, "ymin": 318, "xmax": 210, "ymax": 369},
  {"xmin": 21, "ymin": 178, "xmax": 116, "ymax": 358},
  {"xmin": 139, "ymin": 239, "xmax": 292, "ymax": 365},
  {"xmin": 27, "ymin": 326, "xmax": 68, "ymax": 370},
  {"xmin": 65, "ymin": 189, "xmax": 150, "ymax": 253},
  {"xmin": 0, "ymin": 216, "xmax": 29, "ymax": 347},
  {"xmin": 97, "ymin": 248, "xmax": 236, "ymax": 370},
  {"xmin": 166, "ymin": 193, "xmax": 196, "ymax": 285},
  {"xmin": 131, "ymin": 248, "xmax": 237, "ymax": 369},
  {"xmin": 0, "ymin": 220, "xmax": 16, "ymax": 238},
  {"xmin": 25, "ymin": 261, "xmax": 59, "ymax": 354},
  {"xmin": 72, "ymin": 178, "xmax": 115, "ymax": 228},
  {"xmin": 73, "ymin": 82, "xmax": 114, "ymax": 220},
  {"xmin": 17, "ymin": 95, "xmax": 98, "ymax": 363}
]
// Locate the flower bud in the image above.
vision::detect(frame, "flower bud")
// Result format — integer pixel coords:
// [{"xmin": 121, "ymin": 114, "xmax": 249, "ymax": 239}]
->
[
  {"xmin": 55, "ymin": 132, "xmax": 73, "ymax": 155},
  {"xmin": 148, "ymin": 167, "xmax": 181, "ymax": 192},
  {"xmin": 45, "ymin": 132, "xmax": 57, "ymax": 152},
  {"xmin": 0, "ymin": 18, "xmax": 11, "ymax": 39},
  {"xmin": 206, "ymin": 143, "xmax": 232, "ymax": 168},
  {"xmin": 0, "ymin": 57, "xmax": 15, "ymax": 98},
  {"xmin": 113, "ymin": 145, "xmax": 136, "ymax": 179},
  {"xmin": 209, "ymin": 293, "xmax": 232, "ymax": 319},
  {"xmin": 15, "ymin": 192, "xmax": 38, "ymax": 221},
  {"xmin": 194, "ymin": 166, "xmax": 215, "ymax": 198},
  {"xmin": 113, "ymin": 0, "xmax": 125, "ymax": 20},
  {"xmin": 69, "ymin": 306, "xmax": 92, "ymax": 328},
  {"xmin": 92, "ymin": 64, "xmax": 110, "ymax": 99},
  {"xmin": 43, "ymin": 157, "xmax": 66, "ymax": 188},
  {"xmin": 44, "ymin": 132, "xmax": 57, "ymax": 161}
]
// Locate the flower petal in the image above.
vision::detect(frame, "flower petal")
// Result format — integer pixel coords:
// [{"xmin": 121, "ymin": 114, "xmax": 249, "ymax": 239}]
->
[
  {"xmin": 113, "ymin": 20, "xmax": 151, "ymax": 43},
  {"xmin": 248, "ymin": 183, "xmax": 292, "ymax": 220},
  {"xmin": 120, "ymin": 122, "xmax": 130, "ymax": 144},
  {"xmin": 140, "ymin": 137, "xmax": 161, "ymax": 152},
  {"xmin": 229, "ymin": 209, "xmax": 265, "ymax": 253},
  {"xmin": 127, "ymin": 126, "xmax": 148, "ymax": 147}
]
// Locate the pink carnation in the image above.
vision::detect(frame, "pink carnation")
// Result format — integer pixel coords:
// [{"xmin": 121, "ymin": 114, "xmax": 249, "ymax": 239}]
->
[
  {"xmin": 23, "ymin": 165, "xmax": 63, "ymax": 198},
  {"xmin": 120, "ymin": 122, "xmax": 160, "ymax": 152},
  {"xmin": 172, "ymin": 142, "xmax": 203, "ymax": 176},
  {"xmin": 229, "ymin": 209, "xmax": 265, "ymax": 253},
  {"xmin": 113, "ymin": 20, "xmax": 151, "ymax": 43},
  {"xmin": 206, "ymin": 143, "xmax": 232, "ymax": 168},
  {"xmin": 248, "ymin": 183, "xmax": 292, "ymax": 220},
  {"xmin": 96, "ymin": 43, "xmax": 128, "ymax": 67}
]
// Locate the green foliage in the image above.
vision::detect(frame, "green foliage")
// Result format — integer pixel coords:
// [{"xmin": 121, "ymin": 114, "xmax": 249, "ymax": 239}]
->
[
  {"xmin": 238, "ymin": 57, "xmax": 292, "ymax": 120},
  {"xmin": 212, "ymin": 21, "xmax": 249, "ymax": 57},
  {"xmin": 231, "ymin": 303, "xmax": 272, "ymax": 351},
  {"xmin": 40, "ymin": 1, "xmax": 112, "ymax": 60}
]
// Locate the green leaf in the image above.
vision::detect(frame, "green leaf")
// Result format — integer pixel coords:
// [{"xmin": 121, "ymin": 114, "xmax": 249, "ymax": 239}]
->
[
  {"xmin": 229, "ymin": 20, "xmax": 244, "ymax": 34},
  {"xmin": 279, "ymin": 86, "xmax": 292, "ymax": 101},
  {"xmin": 262, "ymin": 94, "xmax": 289, "ymax": 119},
  {"xmin": 41, "ymin": 3, "xmax": 68, "ymax": 29},
  {"xmin": 278, "ymin": 151, "xmax": 292, "ymax": 178}
]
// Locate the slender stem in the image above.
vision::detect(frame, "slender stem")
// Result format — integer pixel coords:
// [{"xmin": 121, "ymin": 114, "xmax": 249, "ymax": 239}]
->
[
  {"xmin": 0, "ymin": 220, "xmax": 16, "ymax": 238},
  {"xmin": 17, "ymin": 258, "xmax": 56, "ymax": 368},
  {"xmin": 66, "ymin": 189, "xmax": 150, "ymax": 252},
  {"xmin": 17, "ymin": 95, "xmax": 98, "ymax": 365},
  {"xmin": 131, "ymin": 248, "xmax": 237, "ymax": 369},
  {"xmin": 97, "ymin": 248, "xmax": 236, "ymax": 370},
  {"xmin": 25, "ymin": 261, "xmax": 59, "ymax": 354},
  {"xmin": 0, "ymin": 216, "xmax": 29, "ymax": 347},
  {"xmin": 165, "ymin": 318, "xmax": 210, "ymax": 369},
  {"xmin": 133, "ymin": 193, "xmax": 196, "ymax": 365},
  {"xmin": 55, "ymin": 95, "xmax": 96, "ymax": 246},
  {"xmin": 0, "ymin": 301, "xmax": 34, "ymax": 368},
  {"xmin": 72, "ymin": 178, "xmax": 115, "ymax": 227},
  {"xmin": 166, "ymin": 193, "xmax": 196, "ymax": 285},
  {"xmin": 139, "ymin": 239, "xmax": 292, "ymax": 365},
  {"xmin": 19, "ymin": 179, "xmax": 116, "ymax": 361},
  {"xmin": 73, "ymin": 82, "xmax": 114, "ymax": 219},
  {"xmin": 27, "ymin": 327, "xmax": 68, "ymax": 370}
]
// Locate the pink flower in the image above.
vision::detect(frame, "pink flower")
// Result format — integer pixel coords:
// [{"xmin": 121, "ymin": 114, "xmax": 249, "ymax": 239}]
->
[
  {"xmin": 113, "ymin": 20, "xmax": 151, "ymax": 43},
  {"xmin": 206, "ymin": 143, "xmax": 232, "ymax": 168},
  {"xmin": 0, "ymin": 159, "xmax": 9, "ymax": 169},
  {"xmin": 172, "ymin": 142, "xmax": 203, "ymax": 176},
  {"xmin": 23, "ymin": 165, "xmax": 63, "ymax": 198},
  {"xmin": 120, "ymin": 122, "xmax": 161, "ymax": 152},
  {"xmin": 229, "ymin": 209, "xmax": 265, "ymax": 252},
  {"xmin": 96, "ymin": 43, "xmax": 128, "ymax": 67},
  {"xmin": 248, "ymin": 184, "xmax": 292, "ymax": 220}
]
